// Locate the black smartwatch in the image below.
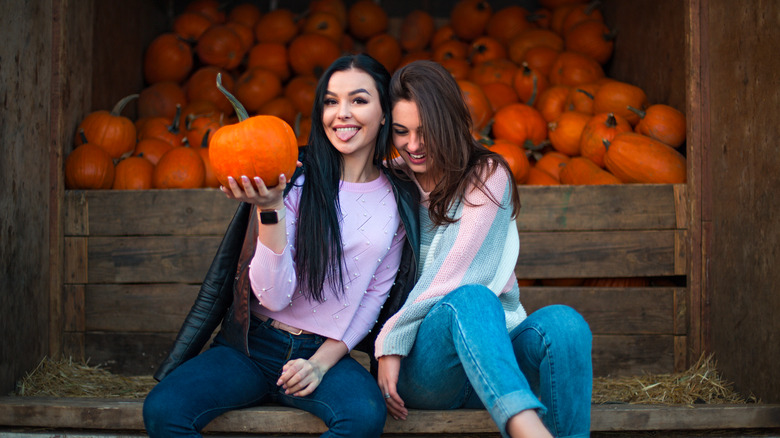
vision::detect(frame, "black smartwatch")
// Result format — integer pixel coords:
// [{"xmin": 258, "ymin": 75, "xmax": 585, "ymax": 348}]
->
[{"xmin": 259, "ymin": 207, "xmax": 286, "ymax": 225}]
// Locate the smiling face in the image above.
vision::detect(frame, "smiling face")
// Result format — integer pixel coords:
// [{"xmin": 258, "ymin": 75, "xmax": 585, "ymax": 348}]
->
[
  {"xmin": 392, "ymin": 99, "xmax": 438, "ymax": 189},
  {"xmin": 322, "ymin": 69, "xmax": 385, "ymax": 162}
]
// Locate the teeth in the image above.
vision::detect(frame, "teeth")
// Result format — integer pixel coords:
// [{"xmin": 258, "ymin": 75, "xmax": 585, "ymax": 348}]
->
[
  {"xmin": 335, "ymin": 127, "xmax": 358, "ymax": 132},
  {"xmin": 410, "ymin": 153, "xmax": 425, "ymax": 159}
]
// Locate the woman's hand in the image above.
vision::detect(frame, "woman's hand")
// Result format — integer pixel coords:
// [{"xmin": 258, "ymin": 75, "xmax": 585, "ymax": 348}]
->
[
  {"xmin": 220, "ymin": 174, "xmax": 286, "ymax": 210},
  {"xmin": 378, "ymin": 355, "xmax": 407, "ymax": 420},
  {"xmin": 277, "ymin": 358, "xmax": 326, "ymax": 397}
]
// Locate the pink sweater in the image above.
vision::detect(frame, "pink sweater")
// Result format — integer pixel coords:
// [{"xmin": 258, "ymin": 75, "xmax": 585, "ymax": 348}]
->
[{"xmin": 249, "ymin": 173, "xmax": 406, "ymax": 350}]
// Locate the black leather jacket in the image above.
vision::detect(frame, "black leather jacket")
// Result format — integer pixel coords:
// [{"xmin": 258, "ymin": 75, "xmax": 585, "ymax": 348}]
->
[{"xmin": 154, "ymin": 164, "xmax": 420, "ymax": 381}]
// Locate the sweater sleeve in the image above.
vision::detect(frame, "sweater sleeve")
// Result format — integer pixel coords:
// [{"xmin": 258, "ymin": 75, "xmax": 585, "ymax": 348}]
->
[
  {"xmin": 374, "ymin": 167, "xmax": 518, "ymax": 358},
  {"xmin": 248, "ymin": 185, "xmax": 302, "ymax": 311},
  {"xmin": 341, "ymin": 220, "xmax": 407, "ymax": 350}
]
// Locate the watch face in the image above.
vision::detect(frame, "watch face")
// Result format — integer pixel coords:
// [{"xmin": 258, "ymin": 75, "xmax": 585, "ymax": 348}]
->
[{"xmin": 260, "ymin": 210, "xmax": 279, "ymax": 224}]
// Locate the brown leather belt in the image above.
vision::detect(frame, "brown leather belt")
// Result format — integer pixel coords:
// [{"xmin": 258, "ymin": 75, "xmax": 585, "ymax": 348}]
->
[{"xmin": 254, "ymin": 313, "xmax": 312, "ymax": 336}]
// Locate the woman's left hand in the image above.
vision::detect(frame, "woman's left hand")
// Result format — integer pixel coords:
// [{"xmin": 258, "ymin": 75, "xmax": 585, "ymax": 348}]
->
[
  {"xmin": 221, "ymin": 174, "xmax": 287, "ymax": 210},
  {"xmin": 277, "ymin": 358, "xmax": 326, "ymax": 397}
]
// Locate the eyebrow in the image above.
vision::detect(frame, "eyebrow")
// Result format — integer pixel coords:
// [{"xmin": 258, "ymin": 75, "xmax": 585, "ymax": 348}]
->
[{"xmin": 325, "ymin": 88, "xmax": 372, "ymax": 97}]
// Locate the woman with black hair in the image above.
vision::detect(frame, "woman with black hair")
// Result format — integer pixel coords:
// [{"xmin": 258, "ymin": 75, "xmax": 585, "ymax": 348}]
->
[{"xmin": 143, "ymin": 54, "xmax": 419, "ymax": 438}]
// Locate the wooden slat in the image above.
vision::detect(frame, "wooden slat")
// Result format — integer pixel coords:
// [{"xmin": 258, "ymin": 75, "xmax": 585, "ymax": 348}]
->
[
  {"xmin": 83, "ymin": 190, "xmax": 237, "ymax": 236},
  {"xmin": 1, "ymin": 397, "xmax": 778, "ymax": 433},
  {"xmin": 516, "ymin": 230, "xmax": 678, "ymax": 278},
  {"xmin": 63, "ymin": 285, "xmax": 85, "ymax": 332},
  {"xmin": 63, "ymin": 191, "xmax": 88, "ymax": 237},
  {"xmin": 515, "ymin": 185, "xmax": 682, "ymax": 231},
  {"xmin": 85, "ymin": 284, "xmax": 200, "ymax": 332},
  {"xmin": 521, "ymin": 287, "xmax": 678, "ymax": 335},
  {"xmin": 87, "ymin": 236, "xmax": 222, "ymax": 283},
  {"xmin": 85, "ymin": 333, "xmax": 179, "ymax": 376},
  {"xmin": 592, "ymin": 335, "xmax": 674, "ymax": 376},
  {"xmin": 64, "ymin": 237, "xmax": 87, "ymax": 284}
]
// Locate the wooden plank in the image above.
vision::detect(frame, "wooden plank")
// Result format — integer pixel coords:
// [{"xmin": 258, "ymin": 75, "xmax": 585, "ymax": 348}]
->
[
  {"xmin": 515, "ymin": 185, "xmax": 681, "ymax": 232},
  {"xmin": 85, "ymin": 284, "xmax": 199, "ymax": 332},
  {"xmin": 592, "ymin": 335, "xmax": 674, "ymax": 376},
  {"xmin": 704, "ymin": 0, "xmax": 780, "ymax": 404},
  {"xmin": 64, "ymin": 237, "xmax": 87, "ymax": 284},
  {"xmin": 1, "ymin": 397, "xmax": 778, "ymax": 433},
  {"xmin": 63, "ymin": 191, "xmax": 88, "ymax": 236},
  {"xmin": 516, "ymin": 230, "xmax": 678, "ymax": 279},
  {"xmin": 61, "ymin": 332, "xmax": 85, "ymax": 363},
  {"xmin": 63, "ymin": 285, "xmax": 85, "ymax": 332},
  {"xmin": 84, "ymin": 190, "xmax": 237, "ymax": 236},
  {"xmin": 87, "ymin": 236, "xmax": 221, "ymax": 284},
  {"xmin": 84, "ymin": 333, "xmax": 179, "ymax": 376},
  {"xmin": 521, "ymin": 287, "xmax": 678, "ymax": 335}
]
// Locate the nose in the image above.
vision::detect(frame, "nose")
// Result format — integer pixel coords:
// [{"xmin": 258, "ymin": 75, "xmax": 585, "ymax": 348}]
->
[
  {"xmin": 408, "ymin": 132, "xmax": 423, "ymax": 151},
  {"xmin": 337, "ymin": 101, "xmax": 351, "ymax": 119}
]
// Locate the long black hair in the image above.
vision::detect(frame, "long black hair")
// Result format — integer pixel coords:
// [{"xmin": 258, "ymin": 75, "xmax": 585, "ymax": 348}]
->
[{"xmin": 295, "ymin": 54, "xmax": 393, "ymax": 302}]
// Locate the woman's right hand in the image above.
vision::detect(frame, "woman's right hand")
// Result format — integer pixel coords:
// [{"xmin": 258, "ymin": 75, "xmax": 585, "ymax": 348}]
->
[
  {"xmin": 378, "ymin": 355, "xmax": 408, "ymax": 420},
  {"xmin": 221, "ymin": 174, "xmax": 286, "ymax": 210}
]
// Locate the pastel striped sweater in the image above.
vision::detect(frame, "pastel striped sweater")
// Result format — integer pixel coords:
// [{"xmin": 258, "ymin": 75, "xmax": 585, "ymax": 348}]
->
[{"xmin": 374, "ymin": 162, "xmax": 526, "ymax": 358}]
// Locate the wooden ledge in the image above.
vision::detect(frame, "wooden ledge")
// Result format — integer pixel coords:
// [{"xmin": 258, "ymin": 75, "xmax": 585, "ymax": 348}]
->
[{"xmin": 1, "ymin": 397, "xmax": 779, "ymax": 434}]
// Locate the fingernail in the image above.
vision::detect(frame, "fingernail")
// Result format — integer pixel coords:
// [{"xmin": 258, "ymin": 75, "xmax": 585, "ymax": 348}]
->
[{"xmin": 241, "ymin": 175, "xmax": 249, "ymax": 181}]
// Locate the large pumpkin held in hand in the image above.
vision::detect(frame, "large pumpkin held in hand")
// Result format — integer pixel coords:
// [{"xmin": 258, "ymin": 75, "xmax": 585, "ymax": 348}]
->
[{"xmin": 209, "ymin": 73, "xmax": 298, "ymax": 188}]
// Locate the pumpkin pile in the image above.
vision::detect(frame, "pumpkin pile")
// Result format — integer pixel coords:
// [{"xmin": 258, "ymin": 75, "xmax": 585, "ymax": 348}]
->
[{"xmin": 64, "ymin": 0, "xmax": 686, "ymax": 190}]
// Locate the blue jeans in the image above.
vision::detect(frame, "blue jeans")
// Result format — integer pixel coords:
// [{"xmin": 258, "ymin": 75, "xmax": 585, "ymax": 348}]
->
[
  {"xmin": 143, "ymin": 315, "xmax": 386, "ymax": 437},
  {"xmin": 396, "ymin": 285, "xmax": 592, "ymax": 438}
]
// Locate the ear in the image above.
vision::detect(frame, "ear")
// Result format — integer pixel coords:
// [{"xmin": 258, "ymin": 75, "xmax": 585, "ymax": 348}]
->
[{"xmin": 381, "ymin": 116, "xmax": 386, "ymax": 125}]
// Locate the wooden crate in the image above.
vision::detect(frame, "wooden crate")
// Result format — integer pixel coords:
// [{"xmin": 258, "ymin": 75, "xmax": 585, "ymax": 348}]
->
[{"xmin": 64, "ymin": 184, "xmax": 687, "ymax": 376}]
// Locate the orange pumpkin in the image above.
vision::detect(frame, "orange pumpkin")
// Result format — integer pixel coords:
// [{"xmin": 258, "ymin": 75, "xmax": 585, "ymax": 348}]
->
[
  {"xmin": 533, "ymin": 150, "xmax": 570, "ymax": 181},
  {"xmin": 469, "ymin": 36, "xmax": 507, "ymax": 65},
  {"xmin": 525, "ymin": 166, "xmax": 561, "ymax": 185},
  {"xmin": 138, "ymin": 81, "xmax": 188, "ymax": 120},
  {"xmin": 492, "ymin": 103, "xmax": 548, "ymax": 149},
  {"xmin": 399, "ymin": 10, "xmax": 435, "ymax": 52},
  {"xmin": 195, "ymin": 24, "xmax": 246, "ymax": 70},
  {"xmin": 534, "ymin": 85, "xmax": 571, "ymax": 123},
  {"xmin": 431, "ymin": 25, "xmax": 458, "ymax": 49},
  {"xmin": 247, "ymin": 42, "xmax": 291, "ymax": 81},
  {"xmin": 457, "ymin": 80, "xmax": 493, "ymax": 132},
  {"xmin": 302, "ymin": 11, "xmax": 345, "ymax": 43},
  {"xmin": 209, "ymin": 74, "xmax": 299, "ymax": 189},
  {"xmin": 235, "ymin": 67, "xmax": 283, "ymax": 113},
  {"xmin": 113, "ymin": 156, "xmax": 154, "ymax": 190},
  {"xmin": 143, "ymin": 33, "xmax": 193, "ymax": 84},
  {"xmin": 559, "ymin": 156, "xmax": 621, "ymax": 185},
  {"xmin": 195, "ymin": 129, "xmax": 221, "ymax": 188},
  {"xmin": 629, "ymin": 104, "xmax": 687, "ymax": 147},
  {"xmin": 347, "ymin": 0, "xmax": 388, "ymax": 40},
  {"xmin": 185, "ymin": 112, "xmax": 225, "ymax": 149},
  {"xmin": 604, "ymin": 132, "xmax": 687, "ymax": 183},
  {"xmin": 366, "ymin": 33, "xmax": 403, "ymax": 73},
  {"xmin": 288, "ymin": 33, "xmax": 342, "ymax": 78},
  {"xmin": 592, "ymin": 81, "xmax": 648, "ymax": 126},
  {"xmin": 450, "ymin": 0, "xmax": 492, "ymax": 41},
  {"xmin": 468, "ymin": 58, "xmax": 518, "ymax": 87},
  {"xmin": 579, "ymin": 112, "xmax": 632, "ymax": 167},
  {"xmin": 521, "ymin": 45, "xmax": 560, "ymax": 77},
  {"xmin": 564, "ymin": 19, "xmax": 614, "ymax": 65},
  {"xmin": 560, "ymin": 1, "xmax": 604, "ymax": 35},
  {"xmin": 284, "ymin": 75, "xmax": 318, "ymax": 117},
  {"xmin": 309, "ymin": 0, "xmax": 348, "ymax": 28},
  {"xmin": 185, "ymin": 0, "xmax": 225, "ymax": 24},
  {"xmin": 548, "ymin": 51, "xmax": 605, "ymax": 87},
  {"xmin": 133, "ymin": 137, "xmax": 174, "ymax": 166},
  {"xmin": 172, "ymin": 11, "xmax": 213, "ymax": 43},
  {"xmin": 137, "ymin": 106, "xmax": 186, "ymax": 148},
  {"xmin": 65, "ymin": 131, "xmax": 115, "ymax": 189},
  {"xmin": 296, "ymin": 116, "xmax": 312, "ymax": 146},
  {"xmin": 254, "ymin": 9, "xmax": 299, "ymax": 44},
  {"xmin": 481, "ymin": 82, "xmax": 519, "ymax": 112},
  {"xmin": 75, "ymin": 94, "xmax": 138, "ymax": 159},
  {"xmin": 186, "ymin": 66, "xmax": 235, "ymax": 115},
  {"xmin": 226, "ymin": 22, "xmax": 255, "ymax": 52},
  {"xmin": 398, "ymin": 50, "xmax": 433, "ymax": 69},
  {"xmin": 564, "ymin": 82, "xmax": 601, "ymax": 114},
  {"xmin": 512, "ymin": 62, "xmax": 549, "ymax": 106},
  {"xmin": 153, "ymin": 145, "xmax": 206, "ymax": 189},
  {"xmin": 507, "ymin": 28, "xmax": 564, "ymax": 65},
  {"xmin": 432, "ymin": 39, "xmax": 470, "ymax": 63},
  {"xmin": 547, "ymin": 110, "xmax": 591, "ymax": 156},
  {"xmin": 487, "ymin": 5, "xmax": 531, "ymax": 45},
  {"xmin": 438, "ymin": 58, "xmax": 472, "ymax": 80},
  {"xmin": 227, "ymin": 2, "xmax": 262, "ymax": 29},
  {"xmin": 488, "ymin": 139, "xmax": 531, "ymax": 184},
  {"xmin": 257, "ymin": 96, "xmax": 298, "ymax": 126}
]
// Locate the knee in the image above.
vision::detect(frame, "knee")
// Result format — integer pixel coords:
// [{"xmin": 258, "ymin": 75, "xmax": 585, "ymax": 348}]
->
[
  {"xmin": 333, "ymin": 396, "xmax": 387, "ymax": 437},
  {"xmin": 143, "ymin": 383, "xmax": 184, "ymax": 435},
  {"xmin": 443, "ymin": 284, "xmax": 501, "ymax": 313},
  {"xmin": 539, "ymin": 305, "xmax": 592, "ymax": 346}
]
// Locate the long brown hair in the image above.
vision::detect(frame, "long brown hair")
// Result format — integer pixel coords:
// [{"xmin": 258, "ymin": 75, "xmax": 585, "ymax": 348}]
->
[{"xmin": 388, "ymin": 60, "xmax": 520, "ymax": 225}]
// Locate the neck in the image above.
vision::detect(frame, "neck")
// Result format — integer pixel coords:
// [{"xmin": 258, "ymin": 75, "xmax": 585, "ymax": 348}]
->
[
  {"xmin": 342, "ymin": 154, "xmax": 380, "ymax": 183},
  {"xmin": 415, "ymin": 171, "xmax": 439, "ymax": 192}
]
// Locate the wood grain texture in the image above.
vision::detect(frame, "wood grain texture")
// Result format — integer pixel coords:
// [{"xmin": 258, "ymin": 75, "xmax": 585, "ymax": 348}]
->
[{"xmin": 85, "ymin": 284, "xmax": 200, "ymax": 332}]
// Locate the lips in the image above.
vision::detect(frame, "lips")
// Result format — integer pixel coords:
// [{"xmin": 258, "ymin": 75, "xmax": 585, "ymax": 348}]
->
[
  {"xmin": 406, "ymin": 151, "xmax": 426, "ymax": 165},
  {"xmin": 334, "ymin": 126, "xmax": 359, "ymax": 142}
]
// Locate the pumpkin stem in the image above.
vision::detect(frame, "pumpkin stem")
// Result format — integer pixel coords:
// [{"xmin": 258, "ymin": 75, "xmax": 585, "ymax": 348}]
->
[
  {"xmin": 527, "ymin": 74, "xmax": 539, "ymax": 107},
  {"xmin": 168, "ymin": 104, "xmax": 183, "ymax": 134},
  {"xmin": 523, "ymin": 139, "xmax": 550, "ymax": 152},
  {"xmin": 216, "ymin": 73, "xmax": 249, "ymax": 122},
  {"xmin": 110, "ymin": 94, "xmax": 139, "ymax": 116},
  {"xmin": 576, "ymin": 88, "xmax": 595, "ymax": 100},
  {"xmin": 627, "ymin": 105, "xmax": 647, "ymax": 119},
  {"xmin": 602, "ymin": 138, "xmax": 611, "ymax": 150},
  {"xmin": 78, "ymin": 129, "xmax": 89, "ymax": 145},
  {"xmin": 200, "ymin": 129, "xmax": 211, "ymax": 148},
  {"xmin": 605, "ymin": 113, "xmax": 618, "ymax": 127},
  {"xmin": 585, "ymin": 0, "xmax": 602, "ymax": 15}
]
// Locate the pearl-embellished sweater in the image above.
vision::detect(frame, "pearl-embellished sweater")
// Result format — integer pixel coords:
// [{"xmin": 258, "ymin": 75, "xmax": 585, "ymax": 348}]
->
[
  {"xmin": 249, "ymin": 173, "xmax": 406, "ymax": 350},
  {"xmin": 375, "ymin": 162, "xmax": 526, "ymax": 358}
]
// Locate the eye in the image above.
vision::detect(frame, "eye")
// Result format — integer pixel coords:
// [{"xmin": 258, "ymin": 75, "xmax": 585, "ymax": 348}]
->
[
  {"xmin": 352, "ymin": 96, "xmax": 368, "ymax": 104},
  {"xmin": 393, "ymin": 128, "xmax": 408, "ymax": 136},
  {"xmin": 323, "ymin": 98, "xmax": 337, "ymax": 106}
]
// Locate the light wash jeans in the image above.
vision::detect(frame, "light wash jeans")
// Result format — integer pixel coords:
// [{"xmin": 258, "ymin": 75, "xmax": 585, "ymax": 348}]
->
[
  {"xmin": 143, "ymin": 314, "xmax": 386, "ymax": 438},
  {"xmin": 396, "ymin": 284, "xmax": 592, "ymax": 438}
]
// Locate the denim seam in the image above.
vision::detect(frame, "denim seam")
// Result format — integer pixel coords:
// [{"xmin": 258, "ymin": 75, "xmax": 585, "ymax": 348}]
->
[{"xmin": 530, "ymin": 324, "xmax": 559, "ymax": 437}]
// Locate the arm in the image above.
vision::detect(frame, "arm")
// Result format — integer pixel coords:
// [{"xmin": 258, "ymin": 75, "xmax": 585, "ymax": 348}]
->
[{"xmin": 375, "ymin": 168, "xmax": 518, "ymax": 358}]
